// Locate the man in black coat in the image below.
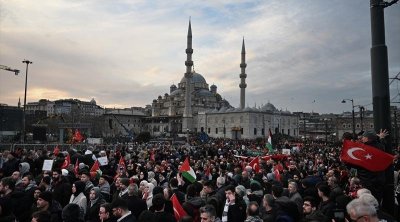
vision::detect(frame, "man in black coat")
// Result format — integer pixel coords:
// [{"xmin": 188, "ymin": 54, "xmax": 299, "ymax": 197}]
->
[
  {"xmin": 152, "ymin": 194, "xmax": 176, "ymax": 222},
  {"xmin": 221, "ymin": 185, "xmax": 246, "ymax": 222},
  {"xmin": 2, "ymin": 152, "xmax": 19, "ymax": 177},
  {"xmin": 357, "ymin": 131, "xmax": 386, "ymax": 203},
  {"xmin": 50, "ymin": 168, "xmax": 72, "ymax": 207},
  {"xmin": 125, "ymin": 184, "xmax": 147, "ymax": 219},
  {"xmin": 111, "ymin": 198, "xmax": 137, "ymax": 222}
]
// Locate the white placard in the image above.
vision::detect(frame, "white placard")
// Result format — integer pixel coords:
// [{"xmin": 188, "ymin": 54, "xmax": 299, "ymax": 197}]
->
[
  {"xmin": 282, "ymin": 149, "xmax": 291, "ymax": 155},
  {"xmin": 97, "ymin": 156, "xmax": 108, "ymax": 166},
  {"xmin": 42, "ymin": 159, "xmax": 54, "ymax": 171}
]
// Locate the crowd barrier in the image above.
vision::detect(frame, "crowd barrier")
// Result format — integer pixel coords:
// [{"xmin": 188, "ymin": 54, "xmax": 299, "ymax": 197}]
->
[{"xmin": 0, "ymin": 143, "xmax": 119, "ymax": 152}]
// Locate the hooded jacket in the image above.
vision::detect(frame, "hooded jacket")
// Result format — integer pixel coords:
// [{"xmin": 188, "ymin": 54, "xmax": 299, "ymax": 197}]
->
[{"xmin": 19, "ymin": 162, "xmax": 30, "ymax": 176}]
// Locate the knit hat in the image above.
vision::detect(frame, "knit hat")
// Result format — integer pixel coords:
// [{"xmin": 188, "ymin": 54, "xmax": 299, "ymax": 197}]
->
[{"xmin": 38, "ymin": 191, "xmax": 53, "ymax": 203}]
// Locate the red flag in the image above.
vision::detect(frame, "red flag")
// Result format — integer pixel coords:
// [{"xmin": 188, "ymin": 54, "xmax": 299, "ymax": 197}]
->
[
  {"xmin": 341, "ymin": 140, "xmax": 394, "ymax": 172},
  {"xmin": 205, "ymin": 165, "xmax": 212, "ymax": 180},
  {"xmin": 61, "ymin": 154, "xmax": 71, "ymax": 169},
  {"xmin": 248, "ymin": 157, "xmax": 260, "ymax": 173},
  {"xmin": 118, "ymin": 156, "xmax": 126, "ymax": 171},
  {"xmin": 74, "ymin": 158, "xmax": 79, "ymax": 176},
  {"xmin": 90, "ymin": 160, "xmax": 100, "ymax": 179},
  {"xmin": 53, "ymin": 145, "xmax": 60, "ymax": 156},
  {"xmin": 73, "ymin": 129, "xmax": 84, "ymax": 143},
  {"xmin": 274, "ymin": 167, "xmax": 281, "ymax": 181},
  {"xmin": 171, "ymin": 193, "xmax": 187, "ymax": 221}
]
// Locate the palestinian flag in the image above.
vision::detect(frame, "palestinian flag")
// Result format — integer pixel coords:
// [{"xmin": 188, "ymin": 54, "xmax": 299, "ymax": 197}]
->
[
  {"xmin": 179, "ymin": 157, "xmax": 196, "ymax": 183},
  {"xmin": 266, "ymin": 129, "xmax": 274, "ymax": 153}
]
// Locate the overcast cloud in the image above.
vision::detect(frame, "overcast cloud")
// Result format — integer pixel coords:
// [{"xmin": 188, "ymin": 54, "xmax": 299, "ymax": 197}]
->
[{"xmin": 0, "ymin": 0, "xmax": 399, "ymax": 113}]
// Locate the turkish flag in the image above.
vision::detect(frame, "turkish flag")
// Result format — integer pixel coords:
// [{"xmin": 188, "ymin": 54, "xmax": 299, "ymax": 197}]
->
[
  {"xmin": 53, "ymin": 145, "xmax": 60, "ymax": 156},
  {"xmin": 90, "ymin": 160, "xmax": 100, "ymax": 179},
  {"xmin": 341, "ymin": 140, "xmax": 394, "ymax": 172},
  {"xmin": 249, "ymin": 157, "xmax": 260, "ymax": 173},
  {"xmin": 61, "ymin": 154, "xmax": 71, "ymax": 169},
  {"xmin": 73, "ymin": 129, "xmax": 84, "ymax": 143},
  {"xmin": 171, "ymin": 193, "xmax": 187, "ymax": 221}
]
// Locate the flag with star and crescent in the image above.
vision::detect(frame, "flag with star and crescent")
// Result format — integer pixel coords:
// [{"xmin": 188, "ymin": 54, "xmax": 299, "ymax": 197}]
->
[{"xmin": 340, "ymin": 140, "xmax": 394, "ymax": 172}]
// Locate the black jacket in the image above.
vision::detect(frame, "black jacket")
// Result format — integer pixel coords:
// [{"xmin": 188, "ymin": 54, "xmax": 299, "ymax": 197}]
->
[
  {"xmin": 125, "ymin": 195, "xmax": 148, "ymax": 219},
  {"xmin": 51, "ymin": 177, "xmax": 72, "ymax": 207},
  {"xmin": 118, "ymin": 213, "xmax": 137, "ymax": 222},
  {"xmin": 227, "ymin": 199, "xmax": 247, "ymax": 222}
]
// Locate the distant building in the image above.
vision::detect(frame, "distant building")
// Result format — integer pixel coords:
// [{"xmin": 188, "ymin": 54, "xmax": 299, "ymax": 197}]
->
[
  {"xmin": 54, "ymin": 98, "xmax": 104, "ymax": 116},
  {"xmin": 25, "ymin": 99, "xmax": 55, "ymax": 116},
  {"xmin": 103, "ymin": 108, "xmax": 146, "ymax": 137}
]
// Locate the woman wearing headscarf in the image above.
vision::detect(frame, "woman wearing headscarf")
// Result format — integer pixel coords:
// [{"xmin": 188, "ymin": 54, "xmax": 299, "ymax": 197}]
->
[
  {"xmin": 142, "ymin": 182, "xmax": 155, "ymax": 209},
  {"xmin": 69, "ymin": 180, "xmax": 87, "ymax": 221},
  {"xmin": 86, "ymin": 187, "xmax": 105, "ymax": 222},
  {"xmin": 139, "ymin": 180, "xmax": 148, "ymax": 199}
]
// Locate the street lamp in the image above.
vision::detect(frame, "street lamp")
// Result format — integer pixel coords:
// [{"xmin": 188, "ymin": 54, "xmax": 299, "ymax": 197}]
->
[
  {"xmin": 22, "ymin": 60, "xmax": 32, "ymax": 143},
  {"xmin": 341, "ymin": 99, "xmax": 355, "ymax": 138}
]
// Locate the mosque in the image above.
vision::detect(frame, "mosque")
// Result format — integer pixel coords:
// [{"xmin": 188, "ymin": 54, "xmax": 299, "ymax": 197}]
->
[{"xmin": 144, "ymin": 21, "xmax": 299, "ymax": 140}]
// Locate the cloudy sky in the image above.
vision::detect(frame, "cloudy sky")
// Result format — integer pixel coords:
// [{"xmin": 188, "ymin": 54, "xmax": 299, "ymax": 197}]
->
[{"xmin": 1, "ymin": 0, "xmax": 399, "ymax": 114}]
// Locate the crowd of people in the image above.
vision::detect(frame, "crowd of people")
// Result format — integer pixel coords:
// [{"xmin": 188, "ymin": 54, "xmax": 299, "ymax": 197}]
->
[{"xmin": 0, "ymin": 131, "xmax": 399, "ymax": 222}]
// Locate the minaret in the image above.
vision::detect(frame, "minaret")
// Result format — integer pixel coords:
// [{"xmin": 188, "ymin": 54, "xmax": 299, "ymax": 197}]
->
[
  {"xmin": 182, "ymin": 19, "xmax": 194, "ymax": 131},
  {"xmin": 239, "ymin": 38, "xmax": 247, "ymax": 109},
  {"xmin": 18, "ymin": 97, "xmax": 21, "ymax": 108}
]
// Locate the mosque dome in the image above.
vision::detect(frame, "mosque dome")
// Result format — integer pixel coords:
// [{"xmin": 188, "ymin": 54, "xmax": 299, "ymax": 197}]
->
[
  {"xmin": 170, "ymin": 88, "xmax": 183, "ymax": 96},
  {"xmin": 195, "ymin": 89, "xmax": 214, "ymax": 97},
  {"xmin": 261, "ymin": 102, "xmax": 278, "ymax": 112},
  {"xmin": 180, "ymin": 72, "xmax": 207, "ymax": 85}
]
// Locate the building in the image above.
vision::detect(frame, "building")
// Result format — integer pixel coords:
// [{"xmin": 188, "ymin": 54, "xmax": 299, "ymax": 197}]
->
[
  {"xmin": 103, "ymin": 108, "xmax": 147, "ymax": 138},
  {"xmin": 54, "ymin": 98, "xmax": 104, "ymax": 117},
  {"xmin": 25, "ymin": 99, "xmax": 55, "ymax": 116},
  {"xmin": 146, "ymin": 21, "xmax": 299, "ymax": 139}
]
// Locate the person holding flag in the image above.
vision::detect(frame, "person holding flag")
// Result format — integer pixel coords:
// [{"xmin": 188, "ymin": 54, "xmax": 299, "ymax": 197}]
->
[{"xmin": 340, "ymin": 130, "xmax": 394, "ymax": 203}]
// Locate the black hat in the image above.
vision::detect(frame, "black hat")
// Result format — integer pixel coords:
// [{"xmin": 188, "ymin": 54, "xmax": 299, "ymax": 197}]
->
[{"xmin": 38, "ymin": 191, "xmax": 53, "ymax": 203}]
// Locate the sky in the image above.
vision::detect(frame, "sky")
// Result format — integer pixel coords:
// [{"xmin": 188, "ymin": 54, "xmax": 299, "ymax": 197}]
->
[{"xmin": 0, "ymin": 0, "xmax": 399, "ymax": 114}]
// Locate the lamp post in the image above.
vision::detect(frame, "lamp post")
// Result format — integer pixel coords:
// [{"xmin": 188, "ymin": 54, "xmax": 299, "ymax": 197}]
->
[
  {"xmin": 341, "ymin": 99, "xmax": 355, "ymax": 138},
  {"xmin": 21, "ymin": 60, "xmax": 32, "ymax": 143}
]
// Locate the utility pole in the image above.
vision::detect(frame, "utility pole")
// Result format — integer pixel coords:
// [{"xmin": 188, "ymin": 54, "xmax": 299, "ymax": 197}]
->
[
  {"xmin": 370, "ymin": 0, "xmax": 397, "ymax": 214},
  {"xmin": 22, "ymin": 60, "xmax": 32, "ymax": 143}
]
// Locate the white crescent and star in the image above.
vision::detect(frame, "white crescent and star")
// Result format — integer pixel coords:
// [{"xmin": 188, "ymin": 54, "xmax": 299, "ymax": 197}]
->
[{"xmin": 347, "ymin": 147, "xmax": 373, "ymax": 161}]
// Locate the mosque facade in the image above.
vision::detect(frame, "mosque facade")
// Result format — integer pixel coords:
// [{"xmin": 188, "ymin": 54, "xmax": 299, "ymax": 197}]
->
[{"xmin": 144, "ymin": 21, "xmax": 299, "ymax": 139}]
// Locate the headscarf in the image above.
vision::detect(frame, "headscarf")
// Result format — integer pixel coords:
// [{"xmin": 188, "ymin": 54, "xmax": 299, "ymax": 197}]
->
[
  {"xmin": 90, "ymin": 187, "xmax": 101, "ymax": 206},
  {"xmin": 73, "ymin": 181, "xmax": 85, "ymax": 196}
]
